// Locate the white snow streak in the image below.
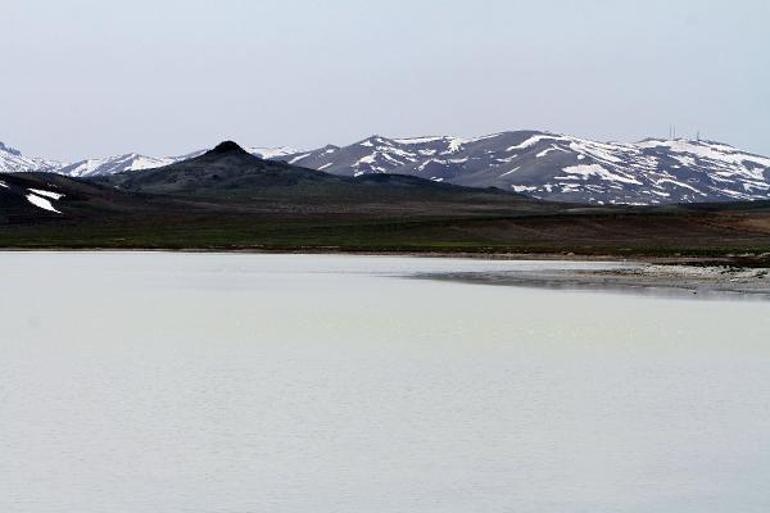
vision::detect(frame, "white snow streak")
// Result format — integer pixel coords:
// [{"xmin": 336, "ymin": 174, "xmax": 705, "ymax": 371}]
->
[
  {"xmin": 26, "ymin": 194, "xmax": 62, "ymax": 213},
  {"xmin": 561, "ymin": 164, "xmax": 642, "ymax": 185},
  {"xmin": 28, "ymin": 188, "xmax": 65, "ymax": 200}
]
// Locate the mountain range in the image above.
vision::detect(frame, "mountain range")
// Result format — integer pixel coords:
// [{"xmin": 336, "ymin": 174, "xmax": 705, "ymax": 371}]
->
[
  {"xmin": 3, "ymin": 140, "xmax": 770, "ymax": 261},
  {"xmin": 2, "ymin": 131, "xmax": 769, "ymax": 205}
]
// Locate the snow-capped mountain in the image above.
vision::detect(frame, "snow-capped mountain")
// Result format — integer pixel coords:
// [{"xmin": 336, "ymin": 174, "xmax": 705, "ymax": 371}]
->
[
  {"xmin": 58, "ymin": 153, "xmax": 182, "ymax": 178},
  {"xmin": 246, "ymin": 146, "xmax": 300, "ymax": 160},
  {"xmin": 0, "ymin": 141, "xmax": 61, "ymax": 174},
  {"xmin": 1, "ymin": 142, "xmax": 298, "ymax": 178},
  {"xmin": 283, "ymin": 131, "xmax": 770, "ymax": 204}
]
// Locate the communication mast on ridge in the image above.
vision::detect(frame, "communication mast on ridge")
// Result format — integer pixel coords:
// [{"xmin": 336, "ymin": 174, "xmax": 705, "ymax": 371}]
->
[{"xmin": 668, "ymin": 124, "xmax": 677, "ymax": 140}]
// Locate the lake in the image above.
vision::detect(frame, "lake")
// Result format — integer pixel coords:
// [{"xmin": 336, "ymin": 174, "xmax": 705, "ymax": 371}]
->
[{"xmin": 2, "ymin": 252, "xmax": 770, "ymax": 513}]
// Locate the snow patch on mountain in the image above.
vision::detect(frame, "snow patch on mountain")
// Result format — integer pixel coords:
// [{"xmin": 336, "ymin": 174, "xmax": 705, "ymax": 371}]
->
[
  {"xmin": 560, "ymin": 164, "xmax": 642, "ymax": 185},
  {"xmin": 28, "ymin": 188, "xmax": 65, "ymax": 200},
  {"xmin": 26, "ymin": 192, "xmax": 62, "ymax": 214},
  {"xmin": 246, "ymin": 146, "xmax": 298, "ymax": 160}
]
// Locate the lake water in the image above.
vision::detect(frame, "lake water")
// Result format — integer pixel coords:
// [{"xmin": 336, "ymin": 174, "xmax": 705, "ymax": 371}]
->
[{"xmin": 2, "ymin": 252, "xmax": 770, "ymax": 513}]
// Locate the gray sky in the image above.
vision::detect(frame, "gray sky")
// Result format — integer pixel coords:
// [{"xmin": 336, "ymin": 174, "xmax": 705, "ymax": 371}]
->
[{"xmin": 3, "ymin": 0, "xmax": 769, "ymax": 160}]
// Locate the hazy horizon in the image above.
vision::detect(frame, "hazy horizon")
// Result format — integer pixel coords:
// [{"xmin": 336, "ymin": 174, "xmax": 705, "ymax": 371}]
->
[{"xmin": 3, "ymin": 0, "xmax": 768, "ymax": 160}]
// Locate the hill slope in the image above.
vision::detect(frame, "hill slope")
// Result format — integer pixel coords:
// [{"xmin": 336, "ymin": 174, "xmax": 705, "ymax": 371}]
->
[{"xmin": 0, "ymin": 172, "xmax": 162, "ymax": 223}]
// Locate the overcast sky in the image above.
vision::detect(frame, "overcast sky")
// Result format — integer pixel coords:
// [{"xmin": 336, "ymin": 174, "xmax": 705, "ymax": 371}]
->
[{"xmin": 3, "ymin": 0, "xmax": 769, "ymax": 160}]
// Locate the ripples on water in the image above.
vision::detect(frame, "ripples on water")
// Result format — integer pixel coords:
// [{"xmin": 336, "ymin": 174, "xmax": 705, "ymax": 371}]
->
[{"xmin": 2, "ymin": 253, "xmax": 769, "ymax": 513}]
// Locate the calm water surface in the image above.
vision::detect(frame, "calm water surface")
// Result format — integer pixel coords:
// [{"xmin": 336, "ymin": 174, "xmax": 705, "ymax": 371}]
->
[{"xmin": 1, "ymin": 252, "xmax": 769, "ymax": 513}]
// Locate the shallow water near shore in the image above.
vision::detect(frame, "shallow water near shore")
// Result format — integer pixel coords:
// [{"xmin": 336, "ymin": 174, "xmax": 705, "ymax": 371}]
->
[{"xmin": 2, "ymin": 252, "xmax": 770, "ymax": 513}]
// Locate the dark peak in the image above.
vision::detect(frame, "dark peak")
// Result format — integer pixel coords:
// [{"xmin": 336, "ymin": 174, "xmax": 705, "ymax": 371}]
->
[
  {"xmin": 210, "ymin": 141, "xmax": 249, "ymax": 155},
  {"xmin": 188, "ymin": 140, "xmax": 264, "ymax": 166},
  {"xmin": 0, "ymin": 141, "xmax": 22, "ymax": 156}
]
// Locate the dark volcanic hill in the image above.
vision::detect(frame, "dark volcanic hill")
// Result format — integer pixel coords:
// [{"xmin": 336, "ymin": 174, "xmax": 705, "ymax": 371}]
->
[{"xmin": 97, "ymin": 141, "xmax": 336, "ymax": 196}]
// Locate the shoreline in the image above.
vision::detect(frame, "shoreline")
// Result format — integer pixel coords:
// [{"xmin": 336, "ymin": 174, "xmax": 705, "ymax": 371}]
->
[
  {"xmin": 0, "ymin": 246, "xmax": 767, "ymax": 266},
  {"xmin": 413, "ymin": 264, "xmax": 770, "ymax": 300}
]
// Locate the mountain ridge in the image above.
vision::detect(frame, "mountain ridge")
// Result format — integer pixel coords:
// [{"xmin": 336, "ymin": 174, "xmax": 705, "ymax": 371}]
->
[{"xmin": 280, "ymin": 131, "xmax": 770, "ymax": 205}]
